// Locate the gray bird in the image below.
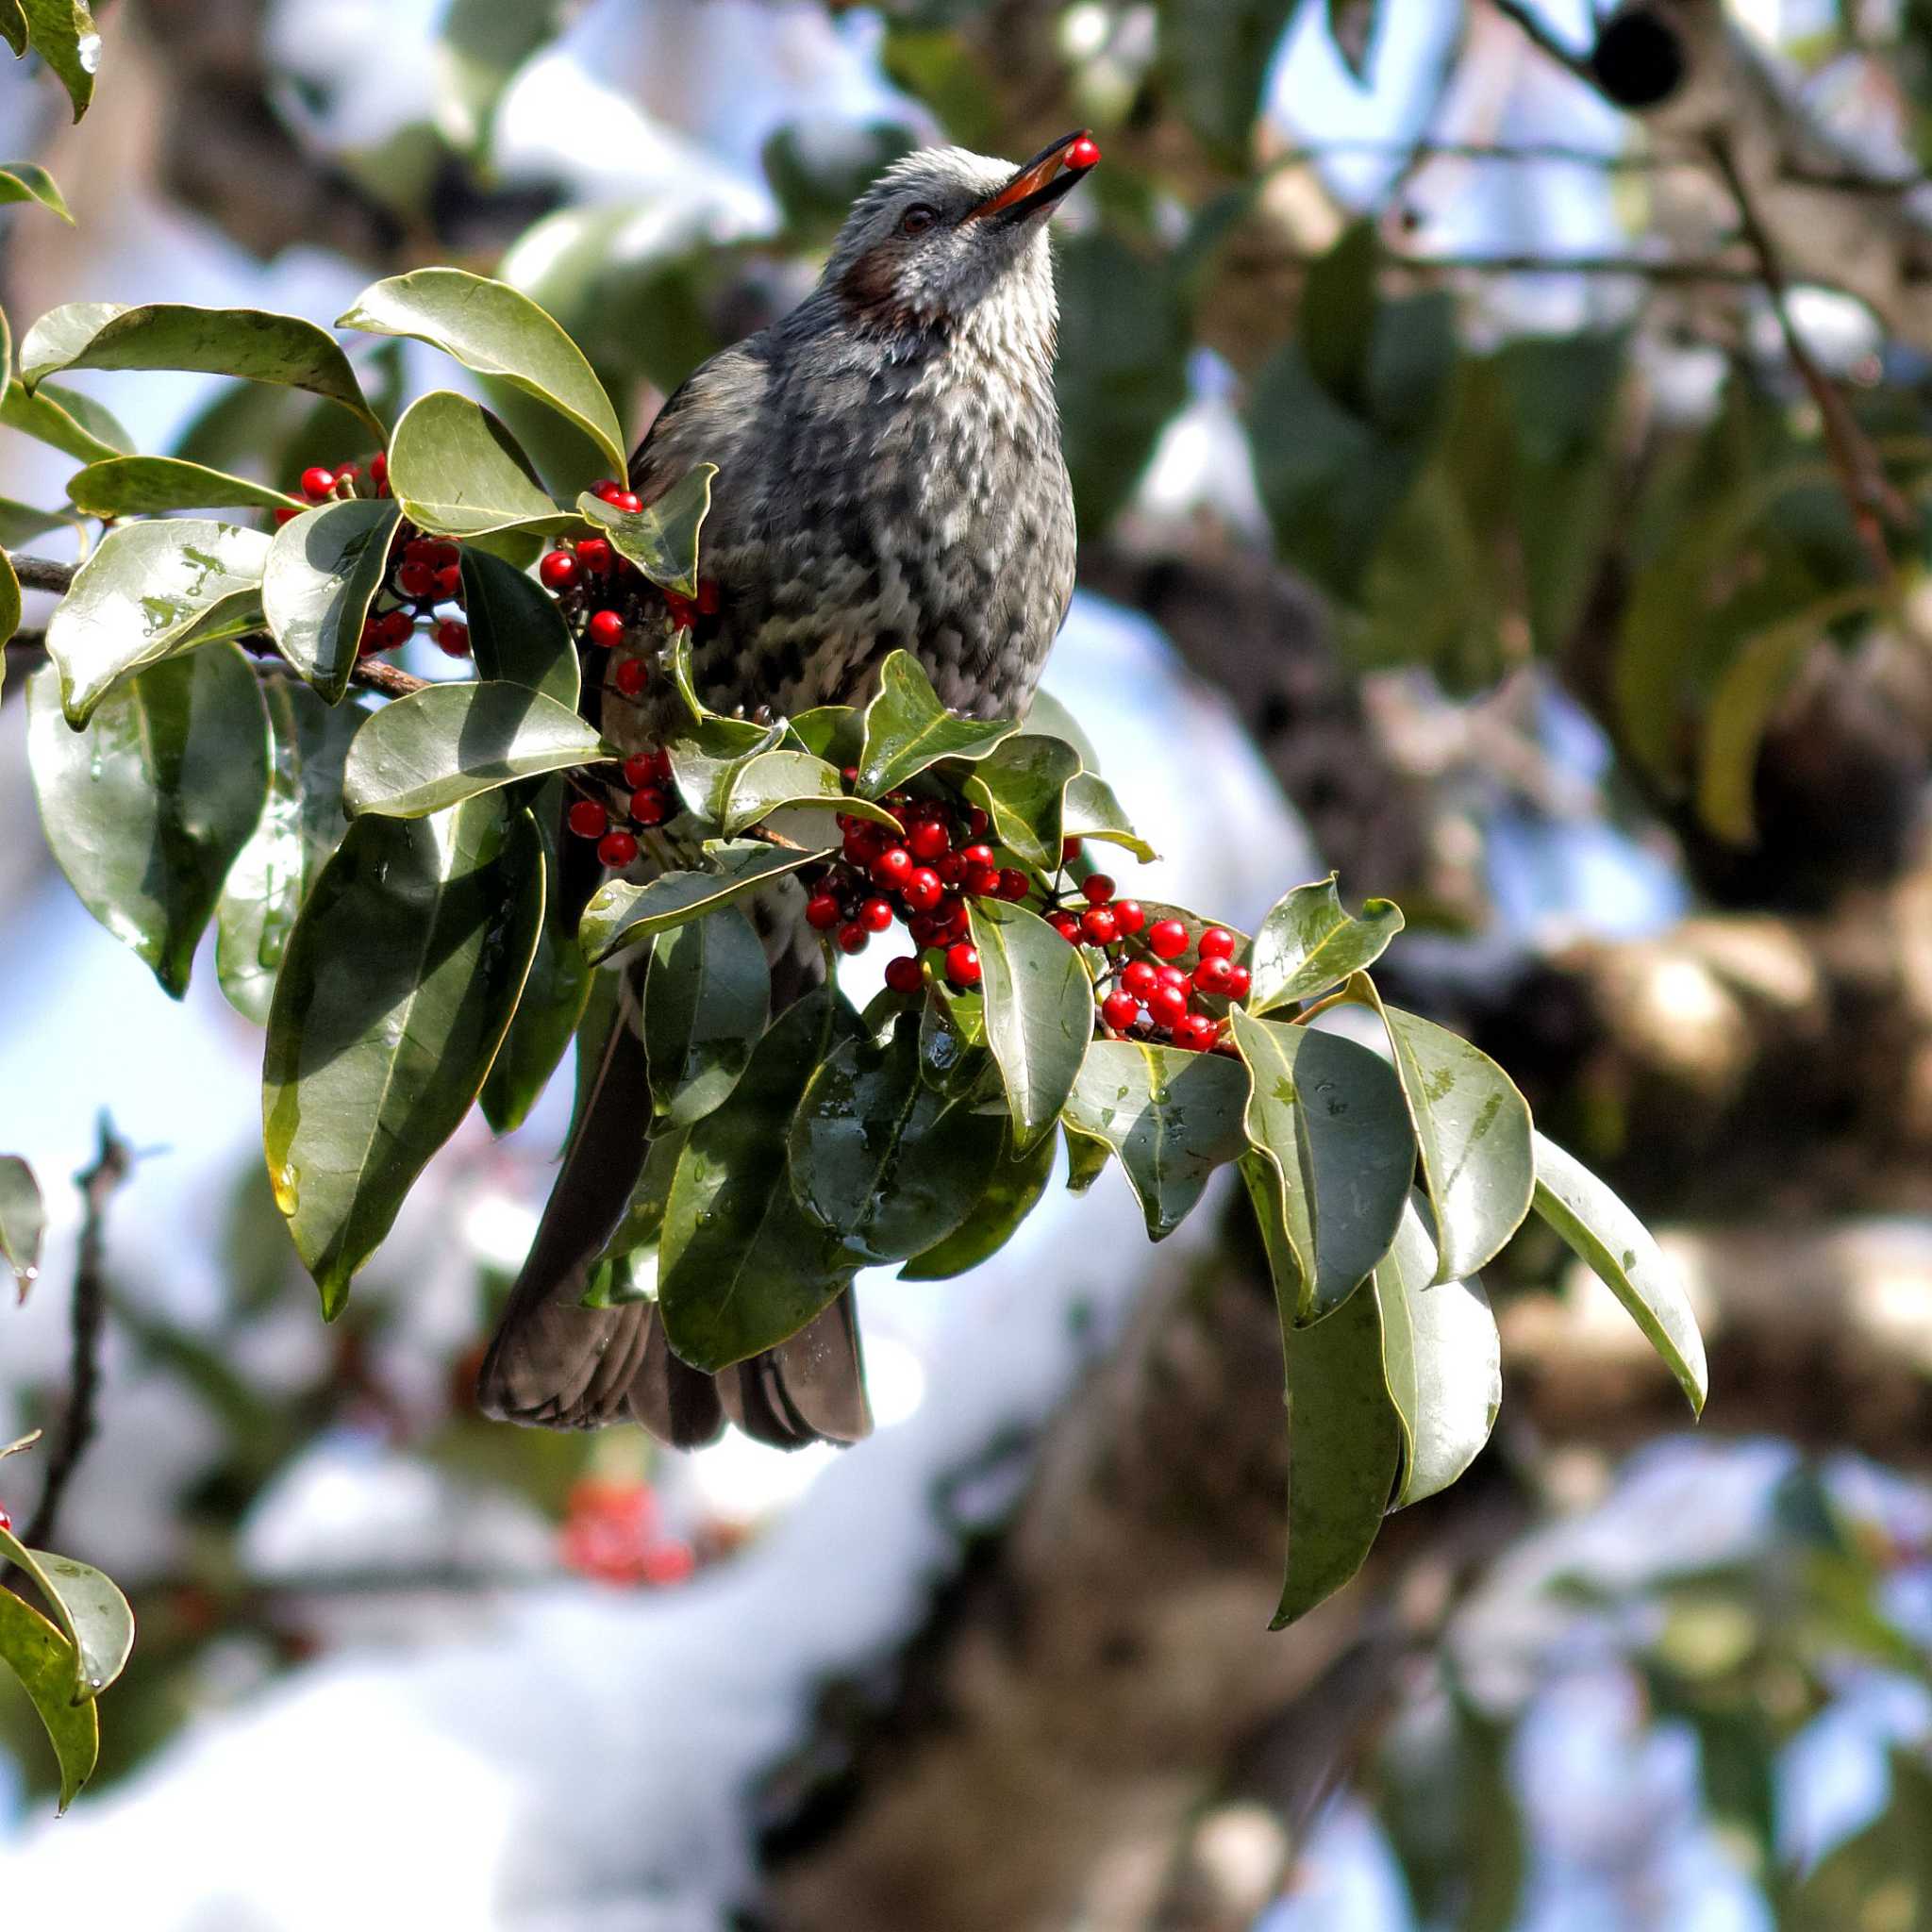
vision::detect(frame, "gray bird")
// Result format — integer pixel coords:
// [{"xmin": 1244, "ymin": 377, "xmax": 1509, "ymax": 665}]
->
[{"xmin": 479, "ymin": 131, "xmax": 1095, "ymax": 1450}]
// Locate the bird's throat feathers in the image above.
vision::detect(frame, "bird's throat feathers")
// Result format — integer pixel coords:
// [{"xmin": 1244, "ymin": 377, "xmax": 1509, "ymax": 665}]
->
[{"xmin": 833, "ymin": 229, "xmax": 1059, "ymax": 380}]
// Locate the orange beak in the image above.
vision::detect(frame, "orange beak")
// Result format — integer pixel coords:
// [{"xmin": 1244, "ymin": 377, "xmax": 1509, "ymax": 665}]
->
[{"xmin": 967, "ymin": 129, "xmax": 1101, "ymax": 223}]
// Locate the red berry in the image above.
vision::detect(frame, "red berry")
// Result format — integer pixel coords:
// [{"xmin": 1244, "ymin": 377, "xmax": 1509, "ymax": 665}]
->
[
  {"xmin": 1225, "ymin": 964, "xmax": 1252, "ymax": 1001},
  {"xmin": 1121, "ymin": 960, "xmax": 1158, "ymax": 999},
  {"xmin": 838, "ymin": 922, "xmax": 870, "ymax": 956},
  {"xmin": 806, "ymin": 891, "xmax": 842, "ymax": 931},
  {"xmin": 366, "ymin": 608, "xmax": 411, "ymax": 651},
  {"xmin": 1082, "ymin": 874, "xmax": 1115, "ymax": 905},
  {"xmin": 641, "ymin": 1541, "xmax": 695, "ymax": 1587},
  {"xmin": 841, "ymin": 766, "xmax": 860, "ymax": 788},
  {"xmin": 588, "ymin": 609, "xmax": 626, "ymax": 649},
  {"xmin": 435, "ymin": 619, "xmax": 471, "ymax": 658},
  {"xmin": 960, "ymin": 843, "xmax": 996, "ymax": 871},
  {"xmin": 1158, "ymin": 964, "xmax": 1190, "ymax": 991},
  {"xmin": 859, "ymin": 896, "xmax": 894, "ymax": 933},
  {"xmin": 1061, "ymin": 837, "xmax": 1083, "ymax": 863},
  {"xmin": 902, "ymin": 867, "xmax": 943, "ymax": 912},
  {"xmin": 908, "ymin": 913, "xmax": 943, "ymax": 948},
  {"xmin": 299, "ymin": 465, "xmax": 336, "ymax": 500},
  {"xmin": 885, "ymin": 956, "xmax": 924, "ymax": 995},
  {"xmin": 435, "ymin": 564, "xmax": 463, "ymax": 599},
  {"xmin": 613, "ymin": 491, "xmax": 643, "ymax": 514},
  {"xmin": 540, "ymin": 549, "xmax": 579, "ymax": 591},
  {"xmin": 273, "ymin": 506, "xmax": 301, "ymax": 526},
  {"xmin": 998, "ymin": 869, "xmax": 1030, "ymax": 901},
  {"xmin": 650, "ymin": 748, "xmax": 674, "ymax": 781},
  {"xmin": 965, "ymin": 864, "xmax": 1002, "ymax": 898},
  {"xmin": 945, "ymin": 942, "xmax": 981, "ymax": 988},
  {"xmin": 872, "ymin": 846, "xmax": 913, "ymax": 889},
  {"xmin": 967, "ymin": 808, "xmax": 990, "ymax": 839},
  {"xmin": 943, "ymin": 899, "xmax": 973, "ymax": 937},
  {"xmin": 591, "ymin": 479, "xmax": 625, "ymax": 503},
  {"xmin": 1113, "ymin": 899, "xmax": 1146, "ymax": 936},
  {"xmin": 577, "ymin": 537, "xmax": 614, "ymax": 575},
  {"xmin": 1051, "ymin": 913, "xmax": 1082, "ymax": 943},
  {"xmin": 630, "ymin": 785, "xmax": 671, "ymax": 826},
  {"xmin": 370, "ymin": 451, "xmax": 389, "ymax": 492},
  {"xmin": 1081, "ymin": 907, "xmax": 1119, "ymax": 946},
  {"xmin": 394, "ymin": 560, "xmax": 434, "ymax": 600},
  {"xmin": 696, "ymin": 578, "xmax": 721, "ymax": 615},
  {"xmin": 568, "ymin": 800, "xmax": 608, "ymax": 839},
  {"xmin": 844, "ymin": 823, "xmax": 888, "ymax": 865},
  {"xmin": 937, "ymin": 852, "xmax": 967, "ymax": 887},
  {"xmin": 614, "ymin": 658, "xmax": 649, "ymax": 696},
  {"xmin": 1069, "ymin": 134, "xmax": 1101, "ymax": 168},
  {"xmin": 1102, "ymin": 990, "xmax": 1140, "ymax": 1032},
  {"xmin": 1198, "ymin": 927, "xmax": 1237, "ymax": 961},
  {"xmin": 623, "ymin": 753, "xmax": 655, "ymax": 787},
  {"xmin": 1148, "ymin": 919, "xmax": 1189, "ymax": 961},
  {"xmin": 664, "ymin": 591, "xmax": 696, "ymax": 630},
  {"xmin": 907, "ymin": 820, "xmax": 950, "ymax": 861},
  {"xmin": 598, "ymin": 830, "xmax": 639, "ymax": 868},
  {"xmin": 1149, "ymin": 985, "xmax": 1188, "ymax": 1030},
  {"xmin": 1172, "ymin": 1013, "xmax": 1217, "ymax": 1052},
  {"xmin": 1193, "ymin": 955, "xmax": 1236, "ymax": 997}
]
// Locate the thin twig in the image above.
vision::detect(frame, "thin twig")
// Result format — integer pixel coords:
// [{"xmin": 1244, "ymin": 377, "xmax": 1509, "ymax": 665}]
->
[
  {"xmin": 21, "ymin": 1115, "xmax": 131, "ymax": 1554},
  {"xmin": 1488, "ymin": 0, "xmax": 1595, "ymax": 79},
  {"xmin": 10, "ymin": 554, "xmax": 75, "ymax": 593}
]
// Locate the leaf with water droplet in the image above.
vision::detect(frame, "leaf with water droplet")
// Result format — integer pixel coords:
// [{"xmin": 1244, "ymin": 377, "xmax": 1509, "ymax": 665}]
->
[
  {"xmin": 856, "ymin": 650, "xmax": 1018, "ymax": 798},
  {"xmin": 645, "ymin": 906, "xmax": 769, "ymax": 1128},
  {"xmin": 0, "ymin": 1155, "xmax": 44, "ymax": 1301},
  {"xmin": 970, "ymin": 896, "xmax": 1093, "ymax": 1152},
  {"xmin": 0, "ymin": 1524, "xmax": 134, "ymax": 1705},
  {"xmin": 0, "ymin": 1586, "xmax": 96, "ymax": 1809},
  {"xmin": 20, "ymin": 0, "xmax": 101, "ymax": 120},
  {"xmin": 1247, "ymin": 874, "xmax": 1403, "ymax": 1013}
]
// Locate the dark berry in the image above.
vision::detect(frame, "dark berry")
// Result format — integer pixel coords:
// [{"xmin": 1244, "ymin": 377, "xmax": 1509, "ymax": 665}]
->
[
  {"xmin": 623, "ymin": 753, "xmax": 655, "ymax": 788},
  {"xmin": 629, "ymin": 785, "xmax": 671, "ymax": 826},
  {"xmin": 1061, "ymin": 837, "xmax": 1082, "ymax": 863},
  {"xmin": 945, "ymin": 942, "xmax": 981, "ymax": 988},
  {"xmin": 598, "ymin": 830, "xmax": 639, "ymax": 868},
  {"xmin": 965, "ymin": 864, "xmax": 1002, "ymax": 898},
  {"xmin": 588, "ymin": 609, "xmax": 626, "ymax": 649},
  {"xmin": 370, "ymin": 452, "xmax": 389, "ymax": 493},
  {"xmin": 838, "ymin": 923, "xmax": 870, "ymax": 956},
  {"xmin": 1148, "ymin": 919, "xmax": 1189, "ymax": 961},
  {"xmin": 966, "ymin": 808, "xmax": 990, "ymax": 839},
  {"xmin": 540, "ymin": 549, "xmax": 579, "ymax": 591},
  {"xmin": 568, "ymin": 800, "xmax": 608, "ymax": 839},
  {"xmin": 1101, "ymin": 990, "xmax": 1139, "ymax": 1032},
  {"xmin": 806, "ymin": 891, "xmax": 842, "ymax": 931},
  {"xmin": 1080, "ymin": 907, "xmax": 1119, "ymax": 946},
  {"xmin": 696, "ymin": 578, "xmax": 721, "ymax": 615},
  {"xmin": 884, "ymin": 956, "xmax": 924, "ymax": 995},
  {"xmin": 273, "ymin": 506, "xmax": 301, "ymax": 527},
  {"xmin": 1051, "ymin": 912, "xmax": 1082, "ymax": 943},
  {"xmin": 1082, "ymin": 874, "xmax": 1115, "ymax": 905},
  {"xmin": 591, "ymin": 479, "xmax": 625, "ymax": 504},
  {"xmin": 998, "ymin": 869, "xmax": 1030, "ymax": 901},
  {"xmin": 434, "ymin": 564, "xmax": 463, "ymax": 599},
  {"xmin": 664, "ymin": 592, "xmax": 696, "ymax": 630},
  {"xmin": 908, "ymin": 913, "xmax": 943, "ymax": 948},
  {"xmin": 435, "ymin": 619, "xmax": 471, "ymax": 658},
  {"xmin": 614, "ymin": 658, "xmax": 648, "ymax": 696}
]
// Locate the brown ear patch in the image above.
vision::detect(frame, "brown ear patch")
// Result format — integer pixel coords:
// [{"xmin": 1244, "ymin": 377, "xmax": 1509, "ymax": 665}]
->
[{"xmin": 838, "ymin": 244, "xmax": 919, "ymax": 332}]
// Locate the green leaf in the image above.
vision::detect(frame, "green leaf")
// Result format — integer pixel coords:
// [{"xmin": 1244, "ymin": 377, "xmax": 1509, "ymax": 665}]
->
[
  {"xmin": 900, "ymin": 1124, "xmax": 1058, "ymax": 1280},
  {"xmin": 963, "ymin": 733, "xmax": 1080, "ymax": 869},
  {"xmin": 1299, "ymin": 219, "xmax": 1378, "ymax": 410},
  {"xmin": 0, "ymin": 375, "xmax": 133, "ymax": 463},
  {"xmin": 968, "ymin": 896, "xmax": 1093, "ymax": 1151},
  {"xmin": 721, "ymin": 747, "xmax": 896, "ymax": 846},
  {"xmin": 575, "ymin": 467, "xmax": 714, "ymax": 598},
  {"xmin": 342, "ymin": 681, "xmax": 608, "ymax": 819},
  {"xmin": 1371, "ymin": 995, "xmax": 1534, "ymax": 1282},
  {"xmin": 44, "ymin": 519, "xmax": 271, "ymax": 724},
  {"xmin": 27, "ymin": 648, "xmax": 270, "ymax": 997},
  {"xmin": 1264, "ymin": 1237, "xmax": 1401, "ymax": 1627},
  {"xmin": 65, "ymin": 456, "xmax": 303, "ymax": 517},
  {"xmin": 214, "ymin": 680, "xmax": 357, "ymax": 1025},
  {"xmin": 0, "ymin": 1587, "xmax": 96, "ymax": 1810},
  {"xmin": 262, "ymin": 799, "xmax": 545, "ymax": 1317},
  {"xmin": 1061, "ymin": 1040, "xmax": 1247, "ymax": 1239},
  {"xmin": 20, "ymin": 303, "xmax": 380, "ymax": 438},
  {"xmin": 1229, "ymin": 1009, "xmax": 1414, "ymax": 1321},
  {"xmin": 1531, "ymin": 1131, "xmax": 1707, "ymax": 1414},
  {"xmin": 1059, "ymin": 770, "xmax": 1156, "ymax": 862},
  {"xmin": 789, "ymin": 1014, "xmax": 1004, "ymax": 1264},
  {"xmin": 1064, "ymin": 1120, "xmax": 1111, "ymax": 1192},
  {"xmin": 658, "ymin": 990, "xmax": 863, "ymax": 1372},
  {"xmin": 0, "ymin": 1527, "xmax": 134, "ymax": 1701},
  {"xmin": 668, "ymin": 715, "xmax": 786, "ymax": 828},
  {"xmin": 1247, "ymin": 875, "xmax": 1403, "ymax": 1011},
  {"xmin": 387, "ymin": 390, "xmax": 580, "ymax": 542},
  {"xmin": 20, "ymin": 0, "xmax": 98, "ymax": 120},
  {"xmin": 1374, "ymin": 1195, "xmax": 1501, "ymax": 1508},
  {"xmin": 260, "ymin": 499, "xmax": 401, "ymax": 705},
  {"xmin": 0, "ymin": 158, "xmax": 70, "ymax": 220},
  {"xmin": 0, "ymin": 497, "xmax": 85, "ymax": 548},
  {"xmin": 479, "ymin": 790, "xmax": 593, "ymax": 1134},
  {"xmin": 0, "ymin": 2, "xmax": 25, "ymax": 56},
  {"xmin": 0, "ymin": 547, "xmax": 17, "ymax": 658},
  {"xmin": 459, "ymin": 544, "xmax": 579, "ymax": 709},
  {"xmin": 339, "ymin": 269, "xmax": 626, "ymax": 478},
  {"xmin": 1158, "ymin": 0, "xmax": 1303, "ymax": 160},
  {"xmin": 856, "ymin": 649, "xmax": 1018, "ymax": 797},
  {"xmin": 644, "ymin": 906, "xmax": 770, "ymax": 1127},
  {"xmin": 0, "ymin": 1154, "xmax": 44, "ymax": 1299},
  {"xmin": 579, "ymin": 841, "xmax": 822, "ymax": 961}
]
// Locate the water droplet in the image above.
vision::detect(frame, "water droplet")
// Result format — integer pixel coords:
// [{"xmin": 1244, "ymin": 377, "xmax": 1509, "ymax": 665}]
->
[
  {"xmin": 75, "ymin": 33, "xmax": 100, "ymax": 73},
  {"xmin": 271, "ymin": 1162, "xmax": 300, "ymax": 1217},
  {"xmin": 1620, "ymin": 1248, "xmax": 1636, "ymax": 1271}
]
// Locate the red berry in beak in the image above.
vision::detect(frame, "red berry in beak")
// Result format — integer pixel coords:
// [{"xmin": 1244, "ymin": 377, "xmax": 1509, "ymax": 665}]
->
[{"xmin": 1069, "ymin": 135, "xmax": 1101, "ymax": 169}]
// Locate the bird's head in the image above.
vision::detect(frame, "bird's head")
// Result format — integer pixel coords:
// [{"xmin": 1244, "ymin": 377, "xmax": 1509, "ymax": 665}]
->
[{"xmin": 825, "ymin": 132, "xmax": 1100, "ymax": 339}]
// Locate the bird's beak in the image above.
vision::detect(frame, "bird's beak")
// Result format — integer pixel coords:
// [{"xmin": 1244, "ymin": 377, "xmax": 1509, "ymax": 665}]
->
[{"xmin": 967, "ymin": 129, "xmax": 1100, "ymax": 225}]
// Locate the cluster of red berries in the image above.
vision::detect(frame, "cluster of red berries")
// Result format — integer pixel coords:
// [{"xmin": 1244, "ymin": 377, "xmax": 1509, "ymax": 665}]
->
[
  {"xmin": 272, "ymin": 452, "xmax": 391, "ymax": 527},
  {"xmin": 1092, "ymin": 914, "xmax": 1250, "ymax": 1054},
  {"xmin": 558, "ymin": 1478, "xmax": 695, "ymax": 1589},
  {"xmin": 565, "ymin": 747, "xmax": 676, "ymax": 870}
]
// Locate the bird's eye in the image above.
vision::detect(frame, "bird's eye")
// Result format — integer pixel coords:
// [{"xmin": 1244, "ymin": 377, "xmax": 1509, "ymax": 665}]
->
[{"xmin": 900, "ymin": 204, "xmax": 939, "ymax": 236}]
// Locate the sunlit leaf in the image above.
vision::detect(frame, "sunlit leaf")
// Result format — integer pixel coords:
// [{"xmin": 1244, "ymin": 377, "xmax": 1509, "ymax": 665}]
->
[
  {"xmin": 0, "ymin": 375, "xmax": 132, "ymax": 463},
  {"xmin": 0, "ymin": 1526, "xmax": 134, "ymax": 1701},
  {"xmin": 1059, "ymin": 770, "xmax": 1156, "ymax": 861},
  {"xmin": 580, "ymin": 841, "xmax": 822, "ymax": 961},
  {"xmin": 261, "ymin": 499, "xmax": 401, "ymax": 705},
  {"xmin": 644, "ymin": 905, "xmax": 770, "ymax": 1127},
  {"xmin": 20, "ymin": 0, "xmax": 98, "ymax": 120},
  {"xmin": 0, "ymin": 1155, "xmax": 43, "ymax": 1300},
  {"xmin": 0, "ymin": 1587, "xmax": 96, "ymax": 1810},
  {"xmin": 387, "ymin": 390, "xmax": 583, "ymax": 543},
  {"xmin": 968, "ymin": 896, "xmax": 1092, "ymax": 1151},
  {"xmin": 0, "ymin": 3, "xmax": 25, "ymax": 57},
  {"xmin": 65, "ymin": 456, "xmax": 302, "ymax": 517},
  {"xmin": 575, "ymin": 467, "xmax": 714, "ymax": 597},
  {"xmin": 856, "ymin": 649, "xmax": 1018, "ymax": 797},
  {"xmin": 0, "ymin": 158, "xmax": 70, "ymax": 220},
  {"xmin": 964, "ymin": 733, "xmax": 1080, "ymax": 870},
  {"xmin": 1246, "ymin": 874, "xmax": 1403, "ymax": 1012},
  {"xmin": 721, "ymin": 746, "xmax": 896, "ymax": 847}
]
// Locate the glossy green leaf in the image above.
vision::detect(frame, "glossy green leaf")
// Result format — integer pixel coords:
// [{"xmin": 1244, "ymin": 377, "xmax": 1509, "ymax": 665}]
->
[
  {"xmin": 789, "ymin": 1014, "xmax": 1004, "ymax": 1264},
  {"xmin": 0, "ymin": 1587, "xmax": 96, "ymax": 1810},
  {"xmin": 1229, "ymin": 1008, "xmax": 1414, "ymax": 1321},
  {"xmin": 0, "ymin": 1154, "xmax": 43, "ymax": 1300},
  {"xmin": 1247, "ymin": 874, "xmax": 1404, "ymax": 1012},
  {"xmin": 20, "ymin": 0, "xmax": 98, "ymax": 120},
  {"xmin": 262, "ymin": 799, "xmax": 544, "ymax": 1317},
  {"xmin": 0, "ymin": 1527, "xmax": 134, "ymax": 1701},
  {"xmin": 1059, "ymin": 770, "xmax": 1156, "ymax": 862},
  {"xmin": 45, "ymin": 519, "xmax": 270, "ymax": 724},
  {"xmin": 261, "ymin": 499, "xmax": 401, "ymax": 705},
  {"xmin": 785, "ymin": 702, "xmax": 864, "ymax": 768},
  {"xmin": 459, "ymin": 544, "xmax": 579, "ymax": 709},
  {"xmin": 1531, "ymin": 1131, "xmax": 1707, "ymax": 1414},
  {"xmin": 1374, "ymin": 998, "xmax": 1534, "ymax": 1282},
  {"xmin": 668, "ymin": 715, "xmax": 785, "ymax": 828},
  {"xmin": 0, "ymin": 2, "xmax": 25, "ymax": 56},
  {"xmin": 21, "ymin": 302, "xmax": 380, "ymax": 437},
  {"xmin": 339, "ymin": 269, "xmax": 626, "ymax": 477},
  {"xmin": 342, "ymin": 681, "xmax": 608, "ymax": 819},
  {"xmin": 658, "ymin": 990, "xmax": 862, "ymax": 1372},
  {"xmin": 479, "ymin": 791, "xmax": 593, "ymax": 1135},
  {"xmin": 26, "ymin": 648, "xmax": 270, "ymax": 997},
  {"xmin": 900, "ymin": 1123, "xmax": 1058, "ymax": 1280},
  {"xmin": 644, "ymin": 906, "xmax": 770, "ymax": 1127},
  {"xmin": 1374, "ymin": 1195, "xmax": 1501, "ymax": 1508},
  {"xmin": 0, "ymin": 375, "xmax": 131, "ymax": 463},
  {"xmin": 1157, "ymin": 0, "xmax": 1301, "ymax": 158},
  {"xmin": 387, "ymin": 390, "xmax": 580, "ymax": 542},
  {"xmin": 214, "ymin": 680, "xmax": 358, "ymax": 1025},
  {"xmin": 0, "ymin": 497, "xmax": 84, "ymax": 548},
  {"xmin": 722, "ymin": 747, "xmax": 896, "ymax": 845},
  {"xmin": 1064, "ymin": 1120, "xmax": 1111, "ymax": 1192},
  {"xmin": 968, "ymin": 896, "xmax": 1092, "ymax": 1151},
  {"xmin": 0, "ymin": 159, "xmax": 70, "ymax": 220},
  {"xmin": 579, "ymin": 841, "xmax": 821, "ymax": 961},
  {"xmin": 65, "ymin": 456, "xmax": 303, "ymax": 517},
  {"xmin": 1061, "ymin": 1039, "xmax": 1246, "ymax": 1239},
  {"xmin": 963, "ymin": 733, "xmax": 1080, "ymax": 870},
  {"xmin": 582, "ymin": 1130, "xmax": 686, "ymax": 1305},
  {"xmin": 575, "ymin": 466, "xmax": 714, "ymax": 598},
  {"xmin": 856, "ymin": 649, "xmax": 1018, "ymax": 797}
]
